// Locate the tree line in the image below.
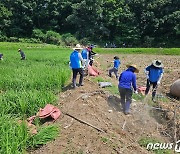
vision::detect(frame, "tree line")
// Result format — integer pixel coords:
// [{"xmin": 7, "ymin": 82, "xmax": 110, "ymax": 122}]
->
[{"xmin": 0, "ymin": 0, "xmax": 179, "ymax": 47}]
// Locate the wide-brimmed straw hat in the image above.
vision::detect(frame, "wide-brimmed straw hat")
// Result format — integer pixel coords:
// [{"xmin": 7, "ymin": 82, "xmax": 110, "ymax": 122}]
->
[
  {"xmin": 73, "ymin": 44, "xmax": 83, "ymax": 50},
  {"xmin": 152, "ymin": 60, "xmax": 163, "ymax": 68},
  {"xmin": 126, "ymin": 64, "xmax": 139, "ymax": 73}
]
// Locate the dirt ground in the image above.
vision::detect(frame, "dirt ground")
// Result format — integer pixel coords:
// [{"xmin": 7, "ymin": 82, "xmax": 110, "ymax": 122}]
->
[{"xmin": 31, "ymin": 54, "xmax": 180, "ymax": 154}]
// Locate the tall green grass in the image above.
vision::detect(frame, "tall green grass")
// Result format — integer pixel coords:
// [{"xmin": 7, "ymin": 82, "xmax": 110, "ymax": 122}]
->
[
  {"xmin": 95, "ymin": 48, "xmax": 180, "ymax": 55},
  {"xmin": 0, "ymin": 42, "xmax": 71, "ymax": 153},
  {"xmin": 0, "ymin": 116, "xmax": 29, "ymax": 154}
]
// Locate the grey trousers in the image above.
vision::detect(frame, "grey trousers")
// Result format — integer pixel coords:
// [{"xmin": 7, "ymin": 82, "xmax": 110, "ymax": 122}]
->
[{"xmin": 109, "ymin": 67, "xmax": 118, "ymax": 78}]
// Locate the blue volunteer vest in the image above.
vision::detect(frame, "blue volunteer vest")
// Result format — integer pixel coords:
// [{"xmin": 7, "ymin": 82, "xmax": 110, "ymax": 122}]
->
[
  {"xmin": 70, "ymin": 51, "xmax": 81, "ymax": 69},
  {"xmin": 81, "ymin": 49, "xmax": 88, "ymax": 59}
]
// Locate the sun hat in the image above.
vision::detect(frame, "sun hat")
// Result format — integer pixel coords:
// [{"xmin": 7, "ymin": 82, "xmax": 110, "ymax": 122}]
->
[
  {"xmin": 152, "ymin": 60, "xmax": 163, "ymax": 68},
  {"xmin": 73, "ymin": 44, "xmax": 83, "ymax": 50},
  {"xmin": 126, "ymin": 64, "xmax": 139, "ymax": 73}
]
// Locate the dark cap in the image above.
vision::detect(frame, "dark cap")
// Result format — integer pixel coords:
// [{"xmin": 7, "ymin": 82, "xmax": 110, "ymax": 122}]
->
[{"xmin": 114, "ymin": 56, "xmax": 119, "ymax": 59}]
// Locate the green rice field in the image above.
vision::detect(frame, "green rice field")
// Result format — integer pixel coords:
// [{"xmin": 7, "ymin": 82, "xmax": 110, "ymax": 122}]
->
[{"xmin": 0, "ymin": 42, "xmax": 71, "ymax": 154}]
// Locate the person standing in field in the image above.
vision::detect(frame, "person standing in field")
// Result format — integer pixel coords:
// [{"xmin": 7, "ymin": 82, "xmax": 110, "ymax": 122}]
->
[
  {"xmin": 81, "ymin": 46, "xmax": 90, "ymax": 69},
  {"xmin": 144, "ymin": 60, "xmax": 164, "ymax": 101},
  {"xmin": 88, "ymin": 45, "xmax": 96, "ymax": 66},
  {"xmin": 118, "ymin": 64, "xmax": 139, "ymax": 115},
  {"xmin": 18, "ymin": 48, "xmax": 26, "ymax": 60},
  {"xmin": 70, "ymin": 44, "xmax": 85, "ymax": 88},
  {"xmin": 108, "ymin": 56, "xmax": 121, "ymax": 79}
]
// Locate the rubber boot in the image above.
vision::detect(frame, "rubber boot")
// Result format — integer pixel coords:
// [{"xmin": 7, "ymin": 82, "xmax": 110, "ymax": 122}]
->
[
  {"xmin": 152, "ymin": 91, "xmax": 156, "ymax": 101},
  {"xmin": 79, "ymin": 74, "xmax": 83, "ymax": 86},
  {"xmin": 124, "ymin": 101, "xmax": 131, "ymax": 114},
  {"xmin": 72, "ymin": 79, "xmax": 76, "ymax": 88},
  {"xmin": 121, "ymin": 102, "xmax": 125, "ymax": 112}
]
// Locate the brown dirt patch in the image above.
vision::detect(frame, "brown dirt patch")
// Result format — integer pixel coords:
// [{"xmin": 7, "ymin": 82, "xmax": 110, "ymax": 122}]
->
[{"xmin": 30, "ymin": 54, "xmax": 180, "ymax": 154}]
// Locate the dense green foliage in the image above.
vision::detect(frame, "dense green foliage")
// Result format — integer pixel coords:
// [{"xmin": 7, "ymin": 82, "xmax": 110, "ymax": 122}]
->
[
  {"xmin": 0, "ymin": 42, "xmax": 71, "ymax": 153},
  {"xmin": 0, "ymin": 0, "xmax": 179, "ymax": 47}
]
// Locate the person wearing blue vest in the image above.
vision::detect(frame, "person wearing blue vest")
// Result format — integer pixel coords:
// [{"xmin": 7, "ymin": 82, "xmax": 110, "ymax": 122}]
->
[
  {"xmin": 70, "ymin": 44, "xmax": 84, "ymax": 88},
  {"xmin": 145, "ymin": 60, "xmax": 164, "ymax": 101},
  {"xmin": 118, "ymin": 64, "xmax": 139, "ymax": 115},
  {"xmin": 81, "ymin": 46, "xmax": 90, "ymax": 69},
  {"xmin": 81, "ymin": 47, "xmax": 89, "ymax": 60},
  {"xmin": 109, "ymin": 56, "xmax": 121, "ymax": 79}
]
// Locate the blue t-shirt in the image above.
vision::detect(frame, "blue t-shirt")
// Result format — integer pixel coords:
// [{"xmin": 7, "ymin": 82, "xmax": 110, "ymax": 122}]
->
[
  {"xmin": 146, "ymin": 65, "xmax": 163, "ymax": 82},
  {"xmin": 114, "ymin": 59, "xmax": 121, "ymax": 69},
  {"xmin": 118, "ymin": 68, "xmax": 136, "ymax": 91}
]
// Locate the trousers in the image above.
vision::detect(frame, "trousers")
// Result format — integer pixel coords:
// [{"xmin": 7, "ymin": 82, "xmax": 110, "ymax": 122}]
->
[
  {"xmin": 119, "ymin": 87, "xmax": 132, "ymax": 113},
  {"xmin": 109, "ymin": 67, "xmax": 118, "ymax": 78},
  {"xmin": 72, "ymin": 68, "xmax": 84, "ymax": 87}
]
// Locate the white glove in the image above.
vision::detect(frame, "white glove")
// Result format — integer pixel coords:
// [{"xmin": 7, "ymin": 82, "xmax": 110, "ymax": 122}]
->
[
  {"xmin": 144, "ymin": 69, "xmax": 149, "ymax": 79},
  {"xmin": 157, "ymin": 74, "xmax": 163, "ymax": 85},
  {"xmin": 157, "ymin": 81, "xmax": 160, "ymax": 85},
  {"xmin": 135, "ymin": 90, "xmax": 138, "ymax": 94}
]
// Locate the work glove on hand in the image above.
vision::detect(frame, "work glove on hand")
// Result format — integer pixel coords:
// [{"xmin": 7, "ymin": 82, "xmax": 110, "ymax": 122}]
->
[
  {"xmin": 157, "ymin": 73, "xmax": 163, "ymax": 85},
  {"xmin": 144, "ymin": 69, "xmax": 149, "ymax": 79},
  {"xmin": 134, "ymin": 90, "xmax": 138, "ymax": 94}
]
